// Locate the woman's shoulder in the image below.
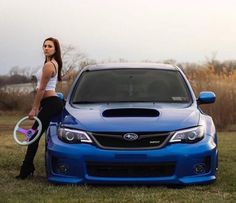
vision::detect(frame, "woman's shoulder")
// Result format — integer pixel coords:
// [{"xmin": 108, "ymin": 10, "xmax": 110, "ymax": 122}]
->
[
  {"xmin": 42, "ymin": 62, "xmax": 55, "ymax": 74},
  {"xmin": 44, "ymin": 60, "xmax": 58, "ymax": 66},
  {"xmin": 44, "ymin": 60, "xmax": 57, "ymax": 69},
  {"xmin": 43, "ymin": 60, "xmax": 58, "ymax": 76}
]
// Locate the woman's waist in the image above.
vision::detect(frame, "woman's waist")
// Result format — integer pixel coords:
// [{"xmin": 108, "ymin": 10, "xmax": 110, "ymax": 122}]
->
[{"xmin": 43, "ymin": 90, "xmax": 57, "ymax": 98}]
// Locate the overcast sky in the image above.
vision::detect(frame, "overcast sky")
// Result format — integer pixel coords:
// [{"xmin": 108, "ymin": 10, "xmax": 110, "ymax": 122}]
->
[{"xmin": 1, "ymin": 0, "xmax": 236, "ymax": 75}]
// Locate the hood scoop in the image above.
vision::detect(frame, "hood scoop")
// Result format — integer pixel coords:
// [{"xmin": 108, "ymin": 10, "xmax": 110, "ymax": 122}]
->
[{"xmin": 102, "ymin": 108, "xmax": 160, "ymax": 117}]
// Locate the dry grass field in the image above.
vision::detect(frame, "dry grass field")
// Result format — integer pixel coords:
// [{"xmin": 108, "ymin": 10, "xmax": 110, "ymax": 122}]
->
[{"xmin": 184, "ymin": 64, "xmax": 236, "ymax": 130}]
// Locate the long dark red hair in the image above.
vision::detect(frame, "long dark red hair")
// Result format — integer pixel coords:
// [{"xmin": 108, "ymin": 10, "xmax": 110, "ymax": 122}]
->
[{"xmin": 43, "ymin": 37, "xmax": 62, "ymax": 81}]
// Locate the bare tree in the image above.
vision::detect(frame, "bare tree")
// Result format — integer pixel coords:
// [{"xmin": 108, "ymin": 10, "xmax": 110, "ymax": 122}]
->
[
  {"xmin": 61, "ymin": 45, "xmax": 88, "ymax": 79},
  {"xmin": 9, "ymin": 66, "xmax": 20, "ymax": 76}
]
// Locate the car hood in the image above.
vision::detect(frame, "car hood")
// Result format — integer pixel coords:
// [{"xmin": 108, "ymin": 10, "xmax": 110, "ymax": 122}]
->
[{"xmin": 63, "ymin": 103, "xmax": 200, "ymax": 132}]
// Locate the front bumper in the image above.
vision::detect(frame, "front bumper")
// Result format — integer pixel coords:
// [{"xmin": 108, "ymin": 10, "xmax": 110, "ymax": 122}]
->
[{"xmin": 46, "ymin": 126, "xmax": 218, "ymax": 185}]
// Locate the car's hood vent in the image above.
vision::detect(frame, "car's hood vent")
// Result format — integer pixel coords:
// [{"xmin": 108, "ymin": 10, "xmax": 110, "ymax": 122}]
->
[{"xmin": 102, "ymin": 108, "xmax": 159, "ymax": 117}]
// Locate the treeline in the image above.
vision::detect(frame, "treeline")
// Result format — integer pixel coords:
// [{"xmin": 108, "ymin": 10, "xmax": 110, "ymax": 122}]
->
[{"xmin": 0, "ymin": 74, "xmax": 31, "ymax": 88}]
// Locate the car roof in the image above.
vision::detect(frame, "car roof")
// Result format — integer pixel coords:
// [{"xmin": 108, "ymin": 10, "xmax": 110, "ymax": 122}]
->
[{"xmin": 82, "ymin": 63, "xmax": 179, "ymax": 71}]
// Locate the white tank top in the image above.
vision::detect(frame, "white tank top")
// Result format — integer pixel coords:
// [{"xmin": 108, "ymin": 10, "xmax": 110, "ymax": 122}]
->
[{"xmin": 36, "ymin": 61, "xmax": 58, "ymax": 91}]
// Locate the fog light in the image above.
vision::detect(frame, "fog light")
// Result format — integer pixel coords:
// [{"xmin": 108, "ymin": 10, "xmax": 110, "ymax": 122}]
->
[
  {"xmin": 56, "ymin": 164, "xmax": 69, "ymax": 175},
  {"xmin": 194, "ymin": 163, "xmax": 206, "ymax": 174}
]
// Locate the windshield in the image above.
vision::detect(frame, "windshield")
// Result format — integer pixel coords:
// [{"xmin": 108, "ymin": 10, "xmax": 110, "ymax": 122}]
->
[{"xmin": 71, "ymin": 69, "xmax": 192, "ymax": 104}]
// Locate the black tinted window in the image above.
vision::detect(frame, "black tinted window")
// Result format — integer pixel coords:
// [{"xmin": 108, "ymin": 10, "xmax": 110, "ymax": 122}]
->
[{"xmin": 71, "ymin": 69, "xmax": 191, "ymax": 103}]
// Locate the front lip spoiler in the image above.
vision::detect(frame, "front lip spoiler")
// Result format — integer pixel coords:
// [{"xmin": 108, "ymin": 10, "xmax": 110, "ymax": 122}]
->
[{"xmin": 47, "ymin": 174, "xmax": 216, "ymax": 185}]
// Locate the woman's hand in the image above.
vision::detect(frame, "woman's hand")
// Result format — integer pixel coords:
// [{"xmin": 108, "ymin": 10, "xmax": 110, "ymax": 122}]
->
[{"xmin": 28, "ymin": 107, "xmax": 39, "ymax": 120}]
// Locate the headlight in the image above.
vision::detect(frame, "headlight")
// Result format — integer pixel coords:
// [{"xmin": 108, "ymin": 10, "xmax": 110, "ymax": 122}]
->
[
  {"xmin": 58, "ymin": 127, "xmax": 93, "ymax": 144},
  {"xmin": 169, "ymin": 126, "xmax": 204, "ymax": 143}
]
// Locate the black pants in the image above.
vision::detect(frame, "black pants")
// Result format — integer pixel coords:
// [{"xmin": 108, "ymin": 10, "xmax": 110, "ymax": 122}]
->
[{"xmin": 23, "ymin": 96, "xmax": 64, "ymax": 164}]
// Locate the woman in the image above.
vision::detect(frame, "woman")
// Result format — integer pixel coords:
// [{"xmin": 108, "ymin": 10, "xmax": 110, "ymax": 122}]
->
[{"xmin": 16, "ymin": 37, "xmax": 64, "ymax": 179}]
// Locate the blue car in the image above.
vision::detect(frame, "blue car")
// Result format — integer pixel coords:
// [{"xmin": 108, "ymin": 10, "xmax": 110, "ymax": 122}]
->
[{"xmin": 46, "ymin": 63, "xmax": 218, "ymax": 185}]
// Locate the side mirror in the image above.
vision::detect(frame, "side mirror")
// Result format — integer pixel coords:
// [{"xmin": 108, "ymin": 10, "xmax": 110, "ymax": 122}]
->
[{"xmin": 197, "ymin": 91, "xmax": 216, "ymax": 104}]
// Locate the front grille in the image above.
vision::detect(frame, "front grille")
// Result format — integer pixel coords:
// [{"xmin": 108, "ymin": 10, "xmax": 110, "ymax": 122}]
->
[
  {"xmin": 88, "ymin": 132, "xmax": 172, "ymax": 149},
  {"xmin": 86, "ymin": 162, "xmax": 176, "ymax": 177}
]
